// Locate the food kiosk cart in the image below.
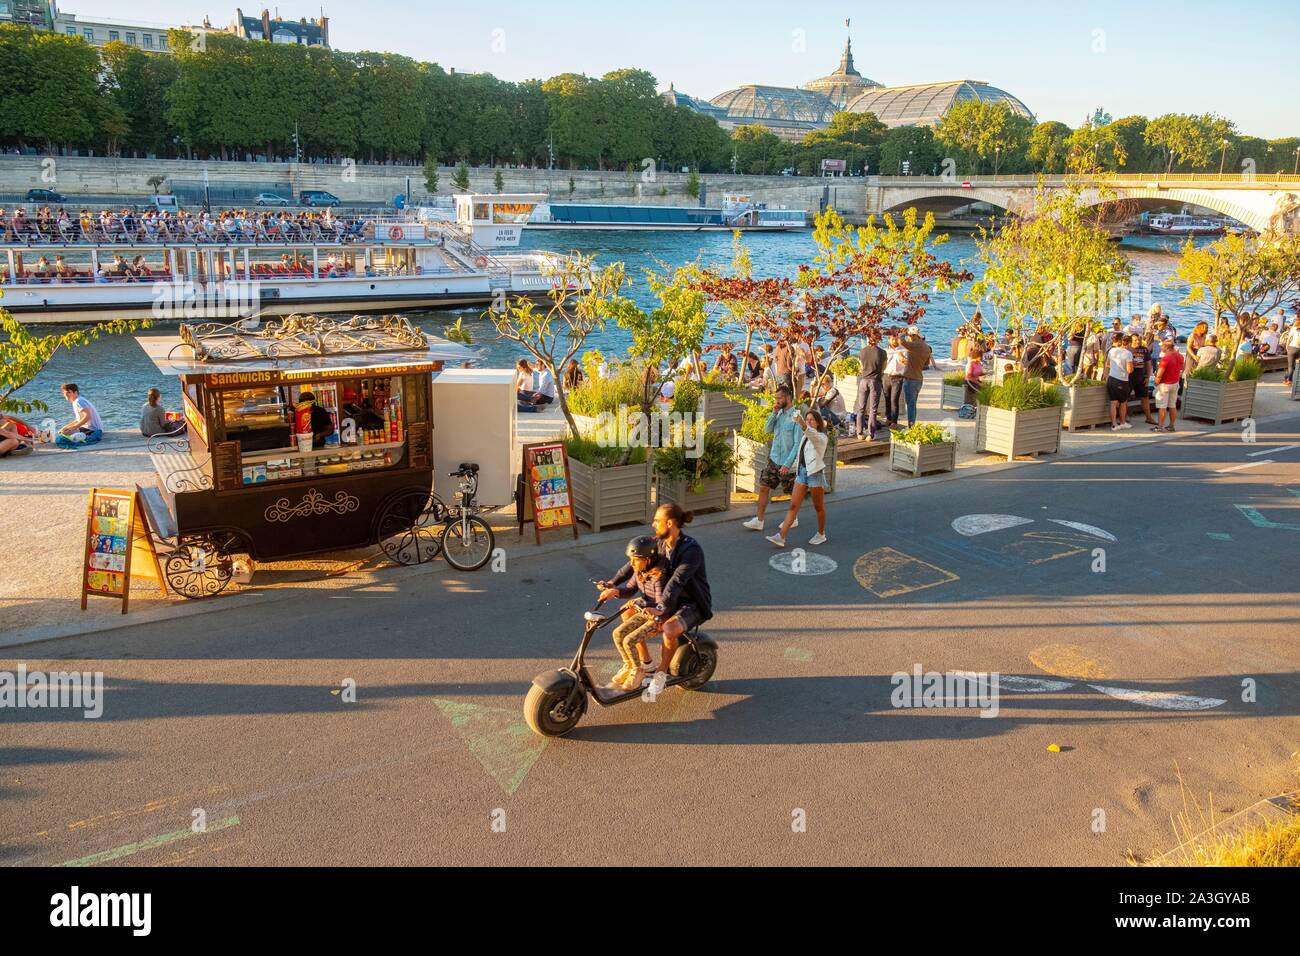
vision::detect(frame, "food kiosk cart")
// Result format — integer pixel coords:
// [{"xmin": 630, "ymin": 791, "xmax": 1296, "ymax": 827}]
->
[{"xmin": 136, "ymin": 314, "xmax": 474, "ymax": 598}]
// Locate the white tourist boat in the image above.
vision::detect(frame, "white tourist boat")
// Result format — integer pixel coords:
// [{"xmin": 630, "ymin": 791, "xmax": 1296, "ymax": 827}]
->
[
  {"xmin": 1144, "ymin": 213, "xmax": 1226, "ymax": 237},
  {"xmin": 527, "ymin": 193, "xmax": 807, "ymax": 231},
  {"xmin": 0, "ymin": 193, "xmax": 558, "ymax": 325}
]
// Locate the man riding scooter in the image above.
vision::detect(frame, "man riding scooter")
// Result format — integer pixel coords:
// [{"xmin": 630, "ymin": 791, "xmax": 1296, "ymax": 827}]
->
[{"xmin": 603, "ymin": 502, "xmax": 712, "ymax": 701}]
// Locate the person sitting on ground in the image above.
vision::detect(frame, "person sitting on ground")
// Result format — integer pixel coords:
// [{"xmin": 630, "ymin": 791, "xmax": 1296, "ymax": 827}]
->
[
  {"xmin": 563, "ymin": 358, "xmax": 583, "ymax": 391},
  {"xmin": 518, "ymin": 363, "xmax": 556, "ymax": 412},
  {"xmin": 598, "ymin": 537, "xmax": 670, "ymax": 691},
  {"xmin": 1258, "ymin": 322, "xmax": 1281, "ymax": 357},
  {"xmin": 0, "ymin": 415, "xmax": 36, "ymax": 458},
  {"xmin": 810, "ymin": 374, "xmax": 845, "ymax": 430},
  {"xmin": 514, "ymin": 358, "xmax": 534, "ymax": 399},
  {"xmin": 55, "ymin": 383, "xmax": 104, "ymax": 449},
  {"xmin": 713, "ymin": 343, "xmax": 740, "ymax": 380},
  {"xmin": 140, "ymin": 387, "xmax": 184, "ymax": 438}
]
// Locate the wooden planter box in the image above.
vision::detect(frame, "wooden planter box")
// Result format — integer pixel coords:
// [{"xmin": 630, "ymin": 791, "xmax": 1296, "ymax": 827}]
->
[
  {"xmin": 1182, "ymin": 378, "xmax": 1257, "ymax": 425},
  {"xmin": 568, "ymin": 457, "xmax": 652, "ymax": 533},
  {"xmin": 1292, "ymin": 376, "xmax": 1300, "ymax": 401},
  {"xmin": 940, "ymin": 382, "xmax": 967, "ymax": 410},
  {"xmin": 732, "ymin": 433, "xmax": 769, "ymax": 494},
  {"xmin": 655, "ymin": 473, "xmax": 732, "ymax": 515},
  {"xmin": 834, "ymin": 375, "xmax": 859, "ymax": 404},
  {"xmin": 975, "ymin": 404, "xmax": 1063, "ymax": 461},
  {"xmin": 700, "ymin": 391, "xmax": 746, "ymax": 436},
  {"xmin": 1060, "ymin": 382, "xmax": 1110, "ymax": 431},
  {"xmin": 890, "ymin": 439, "xmax": 957, "ymax": 477}
]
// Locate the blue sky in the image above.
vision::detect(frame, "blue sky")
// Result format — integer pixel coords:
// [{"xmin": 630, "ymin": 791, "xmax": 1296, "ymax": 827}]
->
[{"xmin": 65, "ymin": 0, "xmax": 1300, "ymax": 137}]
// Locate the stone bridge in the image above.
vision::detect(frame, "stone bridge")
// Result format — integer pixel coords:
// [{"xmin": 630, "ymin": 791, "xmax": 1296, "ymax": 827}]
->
[{"xmin": 863, "ymin": 173, "xmax": 1300, "ymax": 235}]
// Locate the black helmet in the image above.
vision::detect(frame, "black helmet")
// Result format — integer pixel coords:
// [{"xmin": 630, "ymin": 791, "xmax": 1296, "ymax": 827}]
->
[{"xmin": 626, "ymin": 535, "xmax": 658, "ymax": 559}]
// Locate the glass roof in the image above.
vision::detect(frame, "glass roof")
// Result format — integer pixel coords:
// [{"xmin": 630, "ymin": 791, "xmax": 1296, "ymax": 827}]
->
[
  {"xmin": 845, "ymin": 80, "xmax": 1034, "ymax": 127},
  {"xmin": 708, "ymin": 85, "xmax": 837, "ymax": 124}
]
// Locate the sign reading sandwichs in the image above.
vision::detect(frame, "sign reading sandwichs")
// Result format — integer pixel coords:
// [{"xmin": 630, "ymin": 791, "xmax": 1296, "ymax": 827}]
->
[{"xmin": 203, "ymin": 364, "xmax": 433, "ymax": 387}]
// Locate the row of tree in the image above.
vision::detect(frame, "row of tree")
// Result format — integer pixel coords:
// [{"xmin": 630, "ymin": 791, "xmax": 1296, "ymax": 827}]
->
[{"xmin": 1, "ymin": 24, "xmax": 1296, "ymax": 178}]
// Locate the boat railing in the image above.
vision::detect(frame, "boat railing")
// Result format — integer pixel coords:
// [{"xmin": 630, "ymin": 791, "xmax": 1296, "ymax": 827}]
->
[
  {"xmin": 0, "ymin": 217, "xmax": 388, "ymax": 248},
  {"xmin": 430, "ymin": 221, "xmax": 512, "ymax": 274}
]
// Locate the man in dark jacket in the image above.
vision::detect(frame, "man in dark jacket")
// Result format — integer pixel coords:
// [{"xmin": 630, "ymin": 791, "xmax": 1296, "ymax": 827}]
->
[
  {"xmin": 854, "ymin": 332, "xmax": 886, "ymax": 440},
  {"xmin": 608, "ymin": 502, "xmax": 711, "ymax": 699}
]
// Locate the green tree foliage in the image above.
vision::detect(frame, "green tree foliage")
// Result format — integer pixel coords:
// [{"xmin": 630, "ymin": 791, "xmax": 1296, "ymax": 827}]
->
[
  {"xmin": 799, "ymin": 111, "xmax": 887, "ymax": 174},
  {"xmin": 423, "ymin": 155, "xmax": 439, "ymax": 193},
  {"xmin": 1027, "ymin": 121, "xmax": 1071, "ymax": 173},
  {"xmin": 879, "ymin": 125, "xmax": 939, "ymax": 176},
  {"xmin": 934, "ymin": 100, "xmax": 1033, "ymax": 174},
  {"xmin": 731, "ymin": 124, "xmax": 788, "ymax": 175},
  {"xmin": 1145, "ymin": 113, "xmax": 1235, "ymax": 173},
  {"xmin": 452, "ymin": 161, "xmax": 471, "ymax": 191}
]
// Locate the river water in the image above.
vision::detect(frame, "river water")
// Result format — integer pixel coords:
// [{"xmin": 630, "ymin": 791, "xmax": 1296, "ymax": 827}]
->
[{"xmin": 16, "ymin": 229, "xmax": 1217, "ymax": 429}]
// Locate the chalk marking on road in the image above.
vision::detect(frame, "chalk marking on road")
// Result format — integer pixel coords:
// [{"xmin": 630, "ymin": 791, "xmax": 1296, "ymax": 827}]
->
[
  {"xmin": 783, "ymin": 647, "xmax": 815, "ymax": 663},
  {"xmin": 1247, "ymin": 444, "xmax": 1299, "ymax": 457},
  {"xmin": 952, "ymin": 514, "xmax": 1035, "ymax": 537},
  {"xmin": 56, "ymin": 815, "xmax": 240, "ymax": 868},
  {"xmin": 1028, "ymin": 643, "xmax": 1112, "ymax": 680},
  {"xmin": 1206, "ymin": 532, "xmax": 1233, "ymax": 541},
  {"xmin": 1216, "ymin": 460, "xmax": 1274, "ymax": 474},
  {"xmin": 1087, "ymin": 685, "xmax": 1227, "ymax": 711},
  {"xmin": 769, "ymin": 552, "xmax": 838, "ymax": 576},
  {"xmin": 853, "ymin": 547, "xmax": 959, "ymax": 599},
  {"xmin": 1234, "ymin": 504, "xmax": 1300, "ymax": 532},
  {"xmin": 432, "ymin": 698, "xmax": 548, "ymax": 796},
  {"xmin": 1046, "ymin": 519, "xmax": 1116, "ymax": 541},
  {"xmin": 999, "ymin": 675, "xmax": 1076, "ymax": 693},
  {"xmin": 1005, "ymin": 531, "xmax": 1094, "ymax": 566}
]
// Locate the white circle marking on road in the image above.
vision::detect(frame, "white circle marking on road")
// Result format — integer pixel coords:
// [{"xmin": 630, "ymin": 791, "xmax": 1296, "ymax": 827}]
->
[
  {"xmin": 952, "ymin": 514, "xmax": 1035, "ymax": 537},
  {"xmin": 769, "ymin": 551, "xmax": 838, "ymax": 576},
  {"xmin": 1047, "ymin": 519, "xmax": 1117, "ymax": 541}
]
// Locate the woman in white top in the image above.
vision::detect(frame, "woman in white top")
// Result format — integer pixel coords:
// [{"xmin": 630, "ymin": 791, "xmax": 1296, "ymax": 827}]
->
[
  {"xmin": 1284, "ymin": 316, "xmax": 1300, "ymax": 385},
  {"xmin": 766, "ymin": 408, "xmax": 829, "ymax": 548}
]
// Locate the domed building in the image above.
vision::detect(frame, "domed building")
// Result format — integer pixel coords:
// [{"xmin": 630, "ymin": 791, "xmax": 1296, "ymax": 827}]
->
[
  {"xmin": 662, "ymin": 27, "xmax": 1034, "ymax": 142},
  {"xmin": 801, "ymin": 39, "xmax": 881, "ymax": 109},
  {"xmin": 845, "ymin": 79, "xmax": 1033, "ymax": 128}
]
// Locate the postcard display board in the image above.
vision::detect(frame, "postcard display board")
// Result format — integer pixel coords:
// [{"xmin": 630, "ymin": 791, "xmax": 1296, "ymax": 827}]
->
[
  {"xmin": 519, "ymin": 441, "xmax": 578, "ymax": 545},
  {"xmin": 80, "ymin": 488, "xmax": 166, "ymax": 613}
]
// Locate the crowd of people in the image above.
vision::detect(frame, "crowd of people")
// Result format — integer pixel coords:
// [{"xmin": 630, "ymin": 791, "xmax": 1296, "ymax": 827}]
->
[
  {"xmin": 0, "ymin": 205, "xmax": 359, "ymax": 250},
  {"xmin": 0, "ymin": 383, "xmax": 184, "ymax": 461}
]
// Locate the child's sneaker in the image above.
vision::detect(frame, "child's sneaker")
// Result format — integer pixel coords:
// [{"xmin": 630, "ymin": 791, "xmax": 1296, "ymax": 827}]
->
[
  {"xmin": 608, "ymin": 665, "xmax": 632, "ymax": 688},
  {"xmin": 641, "ymin": 669, "xmax": 668, "ymax": 702},
  {"xmin": 809, "ymin": 532, "xmax": 827, "ymax": 545},
  {"xmin": 622, "ymin": 663, "xmax": 654, "ymax": 691}
]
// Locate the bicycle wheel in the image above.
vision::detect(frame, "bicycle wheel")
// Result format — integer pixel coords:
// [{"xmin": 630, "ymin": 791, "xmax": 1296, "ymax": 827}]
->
[{"xmin": 440, "ymin": 513, "xmax": 495, "ymax": 571}]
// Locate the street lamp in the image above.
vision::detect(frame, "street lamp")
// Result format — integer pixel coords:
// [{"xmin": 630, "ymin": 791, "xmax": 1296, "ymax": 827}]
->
[
  {"xmin": 1293, "ymin": 146, "xmax": 1299, "ymax": 176},
  {"xmin": 994, "ymin": 145, "xmax": 1001, "ymax": 176},
  {"xmin": 1218, "ymin": 139, "xmax": 1229, "ymax": 176}
]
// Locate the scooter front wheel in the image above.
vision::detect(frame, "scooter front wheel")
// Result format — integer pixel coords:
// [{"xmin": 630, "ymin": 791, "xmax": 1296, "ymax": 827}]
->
[{"xmin": 523, "ymin": 684, "xmax": 587, "ymax": 737}]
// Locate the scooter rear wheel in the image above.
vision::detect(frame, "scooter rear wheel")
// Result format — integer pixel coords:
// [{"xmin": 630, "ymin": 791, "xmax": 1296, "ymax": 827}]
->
[
  {"xmin": 670, "ymin": 641, "xmax": 717, "ymax": 690},
  {"xmin": 523, "ymin": 684, "xmax": 587, "ymax": 737}
]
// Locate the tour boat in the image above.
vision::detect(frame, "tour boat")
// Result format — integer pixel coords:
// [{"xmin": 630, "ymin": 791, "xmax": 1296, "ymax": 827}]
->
[
  {"xmin": 526, "ymin": 194, "xmax": 807, "ymax": 231},
  {"xmin": 1143, "ymin": 213, "xmax": 1226, "ymax": 237},
  {"xmin": 0, "ymin": 193, "xmax": 561, "ymax": 325}
]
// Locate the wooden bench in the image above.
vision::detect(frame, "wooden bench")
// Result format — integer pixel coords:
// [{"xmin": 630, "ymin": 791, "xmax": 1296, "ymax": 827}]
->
[
  {"xmin": 836, "ymin": 436, "xmax": 890, "ymax": 463},
  {"xmin": 149, "ymin": 442, "xmax": 214, "ymax": 496},
  {"xmin": 1259, "ymin": 353, "xmax": 1288, "ymax": 373}
]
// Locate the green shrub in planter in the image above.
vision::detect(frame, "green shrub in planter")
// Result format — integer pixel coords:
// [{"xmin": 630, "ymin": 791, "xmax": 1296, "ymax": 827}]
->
[
  {"xmin": 653, "ymin": 426, "xmax": 736, "ymax": 491},
  {"xmin": 1229, "ymin": 356, "xmax": 1265, "ymax": 382},
  {"xmin": 562, "ymin": 431, "xmax": 648, "ymax": 468},
  {"xmin": 568, "ymin": 364, "xmax": 644, "ymax": 417},
  {"xmin": 942, "ymin": 371, "xmax": 967, "ymax": 387},
  {"xmin": 890, "ymin": 422, "xmax": 955, "ymax": 445},
  {"xmin": 977, "ymin": 373, "xmax": 1066, "ymax": 411}
]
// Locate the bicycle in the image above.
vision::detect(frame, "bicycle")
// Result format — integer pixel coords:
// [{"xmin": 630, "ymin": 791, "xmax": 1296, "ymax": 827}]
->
[{"xmin": 377, "ymin": 462, "xmax": 496, "ymax": 571}]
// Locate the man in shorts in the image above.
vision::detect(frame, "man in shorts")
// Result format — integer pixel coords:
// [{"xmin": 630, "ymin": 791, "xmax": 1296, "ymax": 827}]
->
[
  {"xmin": 742, "ymin": 385, "xmax": 803, "ymax": 533},
  {"xmin": 1153, "ymin": 338, "xmax": 1185, "ymax": 432},
  {"xmin": 1106, "ymin": 337, "xmax": 1134, "ymax": 430}
]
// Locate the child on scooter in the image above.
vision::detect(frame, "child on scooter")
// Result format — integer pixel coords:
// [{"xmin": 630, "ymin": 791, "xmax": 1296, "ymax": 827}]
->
[{"xmin": 599, "ymin": 536, "xmax": 668, "ymax": 691}]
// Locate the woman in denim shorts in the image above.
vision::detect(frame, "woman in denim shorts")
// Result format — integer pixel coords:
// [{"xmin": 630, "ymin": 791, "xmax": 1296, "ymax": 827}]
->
[{"xmin": 767, "ymin": 409, "xmax": 830, "ymax": 547}]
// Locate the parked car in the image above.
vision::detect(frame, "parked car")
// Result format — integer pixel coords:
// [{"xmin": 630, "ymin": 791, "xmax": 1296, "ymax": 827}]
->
[
  {"xmin": 255, "ymin": 192, "xmax": 290, "ymax": 206},
  {"xmin": 25, "ymin": 188, "xmax": 65, "ymax": 203},
  {"xmin": 299, "ymin": 190, "xmax": 341, "ymax": 208}
]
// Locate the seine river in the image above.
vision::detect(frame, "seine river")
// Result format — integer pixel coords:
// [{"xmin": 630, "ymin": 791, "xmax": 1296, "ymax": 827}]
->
[{"xmin": 20, "ymin": 229, "xmax": 1218, "ymax": 429}]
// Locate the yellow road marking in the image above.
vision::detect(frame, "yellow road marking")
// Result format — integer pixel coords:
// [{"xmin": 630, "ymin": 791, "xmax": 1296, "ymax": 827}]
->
[
  {"xmin": 853, "ymin": 547, "xmax": 959, "ymax": 599},
  {"xmin": 1028, "ymin": 643, "xmax": 1113, "ymax": 680}
]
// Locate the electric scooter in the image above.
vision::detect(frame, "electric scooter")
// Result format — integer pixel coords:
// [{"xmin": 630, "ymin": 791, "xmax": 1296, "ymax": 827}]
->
[{"xmin": 523, "ymin": 588, "xmax": 719, "ymax": 737}]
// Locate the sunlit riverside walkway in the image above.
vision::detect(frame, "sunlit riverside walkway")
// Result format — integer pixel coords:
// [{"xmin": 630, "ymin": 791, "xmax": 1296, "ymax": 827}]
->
[{"xmin": 3, "ymin": 370, "xmax": 1297, "ymax": 646}]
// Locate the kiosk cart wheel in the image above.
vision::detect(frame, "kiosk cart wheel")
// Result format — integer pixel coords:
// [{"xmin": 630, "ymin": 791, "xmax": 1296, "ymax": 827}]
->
[
  {"xmin": 378, "ymin": 492, "xmax": 447, "ymax": 566},
  {"xmin": 440, "ymin": 514, "xmax": 495, "ymax": 571},
  {"xmin": 165, "ymin": 533, "xmax": 236, "ymax": 599}
]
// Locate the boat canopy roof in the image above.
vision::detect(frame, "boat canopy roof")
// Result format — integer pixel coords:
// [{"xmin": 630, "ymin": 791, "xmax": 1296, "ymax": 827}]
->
[{"xmin": 136, "ymin": 314, "xmax": 476, "ymax": 379}]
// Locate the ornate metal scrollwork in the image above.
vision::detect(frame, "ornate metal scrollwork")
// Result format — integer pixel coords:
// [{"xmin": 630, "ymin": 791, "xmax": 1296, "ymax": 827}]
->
[{"xmin": 264, "ymin": 488, "xmax": 361, "ymax": 523}]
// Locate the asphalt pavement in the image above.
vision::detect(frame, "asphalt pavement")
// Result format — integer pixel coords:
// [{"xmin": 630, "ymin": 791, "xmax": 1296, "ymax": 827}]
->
[{"xmin": 2, "ymin": 414, "xmax": 1298, "ymax": 866}]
